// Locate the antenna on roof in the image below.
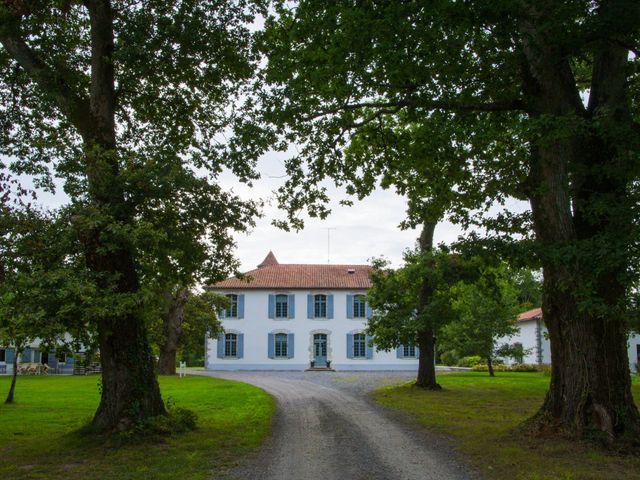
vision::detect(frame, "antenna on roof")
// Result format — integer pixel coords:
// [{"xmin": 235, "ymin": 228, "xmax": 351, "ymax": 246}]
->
[{"xmin": 326, "ymin": 227, "xmax": 336, "ymax": 264}]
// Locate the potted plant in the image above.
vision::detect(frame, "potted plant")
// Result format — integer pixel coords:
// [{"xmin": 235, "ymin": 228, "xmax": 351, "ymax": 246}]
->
[
  {"xmin": 310, "ymin": 360, "xmax": 315, "ymax": 368},
  {"xmin": 326, "ymin": 360, "xmax": 331, "ymax": 369}
]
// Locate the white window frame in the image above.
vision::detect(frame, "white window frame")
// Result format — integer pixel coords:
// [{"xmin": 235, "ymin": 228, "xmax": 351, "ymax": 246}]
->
[
  {"xmin": 225, "ymin": 294, "xmax": 238, "ymax": 318},
  {"xmin": 314, "ymin": 294, "xmax": 327, "ymax": 318},
  {"xmin": 225, "ymin": 333, "xmax": 238, "ymax": 357},
  {"xmin": 274, "ymin": 333, "xmax": 288, "ymax": 358},
  {"xmin": 353, "ymin": 295, "xmax": 366, "ymax": 318},
  {"xmin": 275, "ymin": 294, "xmax": 288, "ymax": 318},
  {"xmin": 353, "ymin": 333, "xmax": 366, "ymax": 358},
  {"xmin": 403, "ymin": 344, "xmax": 416, "ymax": 358}
]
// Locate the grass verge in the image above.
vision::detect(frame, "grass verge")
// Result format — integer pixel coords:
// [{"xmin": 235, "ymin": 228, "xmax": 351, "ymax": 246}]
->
[
  {"xmin": 374, "ymin": 372, "xmax": 640, "ymax": 480},
  {"xmin": 0, "ymin": 374, "xmax": 274, "ymax": 480}
]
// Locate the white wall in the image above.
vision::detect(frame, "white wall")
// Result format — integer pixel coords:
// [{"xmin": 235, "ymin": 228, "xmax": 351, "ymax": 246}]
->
[
  {"xmin": 205, "ymin": 289, "xmax": 418, "ymax": 371},
  {"xmin": 501, "ymin": 320, "xmax": 638, "ymax": 372}
]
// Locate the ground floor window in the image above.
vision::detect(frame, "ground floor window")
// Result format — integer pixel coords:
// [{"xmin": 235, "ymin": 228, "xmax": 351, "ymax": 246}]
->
[
  {"xmin": 403, "ymin": 345, "xmax": 416, "ymax": 358},
  {"xmin": 225, "ymin": 333, "xmax": 238, "ymax": 357},
  {"xmin": 353, "ymin": 333, "xmax": 366, "ymax": 358},
  {"xmin": 0, "ymin": 349, "xmax": 5, "ymax": 362},
  {"xmin": 275, "ymin": 333, "xmax": 288, "ymax": 358}
]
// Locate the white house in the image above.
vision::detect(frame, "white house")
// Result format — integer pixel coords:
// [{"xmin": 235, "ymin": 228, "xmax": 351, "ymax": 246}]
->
[
  {"xmin": 504, "ymin": 307, "xmax": 640, "ymax": 373},
  {"xmin": 204, "ymin": 252, "xmax": 419, "ymax": 371}
]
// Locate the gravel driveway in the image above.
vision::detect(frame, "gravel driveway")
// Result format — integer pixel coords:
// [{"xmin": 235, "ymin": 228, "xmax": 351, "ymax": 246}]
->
[{"xmin": 195, "ymin": 371, "xmax": 475, "ymax": 480}]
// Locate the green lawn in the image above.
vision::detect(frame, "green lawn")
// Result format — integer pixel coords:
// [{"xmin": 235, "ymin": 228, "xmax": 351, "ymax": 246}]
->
[
  {"xmin": 375, "ymin": 372, "xmax": 640, "ymax": 480},
  {"xmin": 0, "ymin": 375, "xmax": 274, "ymax": 480}
]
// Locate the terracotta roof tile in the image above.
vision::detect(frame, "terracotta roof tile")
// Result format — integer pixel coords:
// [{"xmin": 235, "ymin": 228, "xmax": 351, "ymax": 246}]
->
[
  {"xmin": 518, "ymin": 307, "xmax": 542, "ymax": 322},
  {"xmin": 210, "ymin": 254, "xmax": 372, "ymax": 290}
]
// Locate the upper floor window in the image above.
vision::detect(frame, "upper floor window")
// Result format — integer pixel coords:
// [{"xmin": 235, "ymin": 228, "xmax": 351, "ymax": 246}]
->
[
  {"xmin": 275, "ymin": 333, "xmax": 288, "ymax": 358},
  {"xmin": 275, "ymin": 294, "xmax": 288, "ymax": 318},
  {"xmin": 353, "ymin": 295, "xmax": 366, "ymax": 318},
  {"xmin": 225, "ymin": 333, "xmax": 238, "ymax": 357},
  {"xmin": 403, "ymin": 344, "xmax": 417, "ymax": 358},
  {"xmin": 353, "ymin": 333, "xmax": 366, "ymax": 358},
  {"xmin": 314, "ymin": 294, "xmax": 327, "ymax": 318},
  {"xmin": 225, "ymin": 294, "xmax": 238, "ymax": 318}
]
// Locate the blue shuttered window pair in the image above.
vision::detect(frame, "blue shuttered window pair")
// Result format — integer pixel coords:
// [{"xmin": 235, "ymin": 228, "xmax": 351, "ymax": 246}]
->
[
  {"xmin": 267, "ymin": 333, "xmax": 295, "ymax": 359},
  {"xmin": 346, "ymin": 333, "xmax": 374, "ymax": 359},
  {"xmin": 221, "ymin": 294, "xmax": 245, "ymax": 319},
  {"xmin": 346, "ymin": 294, "xmax": 373, "ymax": 319},
  {"xmin": 397, "ymin": 344, "xmax": 419, "ymax": 358},
  {"xmin": 268, "ymin": 294, "xmax": 296, "ymax": 319},
  {"xmin": 307, "ymin": 294, "xmax": 333, "ymax": 319},
  {"xmin": 217, "ymin": 333, "xmax": 244, "ymax": 359}
]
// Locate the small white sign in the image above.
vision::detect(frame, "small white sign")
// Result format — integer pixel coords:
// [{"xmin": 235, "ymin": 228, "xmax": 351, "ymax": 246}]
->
[{"xmin": 179, "ymin": 361, "xmax": 187, "ymax": 377}]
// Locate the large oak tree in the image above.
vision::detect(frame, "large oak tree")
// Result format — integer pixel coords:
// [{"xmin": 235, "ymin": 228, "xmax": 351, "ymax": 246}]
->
[
  {"xmin": 0, "ymin": 0, "xmax": 262, "ymax": 431},
  {"xmin": 238, "ymin": 1, "xmax": 640, "ymax": 443}
]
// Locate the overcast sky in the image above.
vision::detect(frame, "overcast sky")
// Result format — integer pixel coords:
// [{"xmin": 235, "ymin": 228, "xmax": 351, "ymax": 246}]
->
[{"xmin": 218, "ymin": 152, "xmax": 467, "ymax": 272}]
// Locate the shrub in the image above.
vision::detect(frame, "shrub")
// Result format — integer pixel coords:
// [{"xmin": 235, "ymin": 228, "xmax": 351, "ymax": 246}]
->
[
  {"xmin": 471, "ymin": 363, "xmax": 509, "ymax": 372},
  {"xmin": 457, "ymin": 356, "xmax": 483, "ymax": 367},
  {"xmin": 538, "ymin": 363, "xmax": 552, "ymax": 376},
  {"xmin": 439, "ymin": 350, "xmax": 460, "ymax": 366},
  {"xmin": 510, "ymin": 363, "xmax": 539, "ymax": 372},
  {"xmin": 150, "ymin": 406, "xmax": 198, "ymax": 434},
  {"xmin": 472, "ymin": 363, "xmax": 541, "ymax": 373}
]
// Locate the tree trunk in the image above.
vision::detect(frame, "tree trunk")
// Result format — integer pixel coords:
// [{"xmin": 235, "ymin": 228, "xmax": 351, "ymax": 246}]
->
[
  {"xmin": 5, "ymin": 348, "xmax": 19, "ymax": 404},
  {"xmin": 519, "ymin": 3, "xmax": 640, "ymax": 443},
  {"xmin": 487, "ymin": 357, "xmax": 494, "ymax": 378},
  {"xmin": 83, "ymin": 0, "xmax": 164, "ymax": 431},
  {"xmin": 158, "ymin": 288, "xmax": 190, "ymax": 375},
  {"xmin": 415, "ymin": 221, "xmax": 441, "ymax": 389},
  {"xmin": 416, "ymin": 328, "xmax": 440, "ymax": 389}
]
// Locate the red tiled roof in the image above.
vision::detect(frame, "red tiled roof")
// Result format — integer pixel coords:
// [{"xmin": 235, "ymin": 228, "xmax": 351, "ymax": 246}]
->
[
  {"xmin": 210, "ymin": 252, "xmax": 372, "ymax": 290},
  {"xmin": 518, "ymin": 307, "xmax": 542, "ymax": 322}
]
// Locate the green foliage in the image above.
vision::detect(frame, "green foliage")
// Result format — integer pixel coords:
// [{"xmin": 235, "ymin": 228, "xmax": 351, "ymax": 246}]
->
[
  {"xmin": 366, "ymin": 247, "xmax": 477, "ymax": 350},
  {"xmin": 438, "ymin": 349, "xmax": 460, "ymax": 367},
  {"xmin": 439, "ymin": 264, "xmax": 521, "ymax": 365},
  {"xmin": 457, "ymin": 356, "xmax": 483, "ymax": 368},
  {"xmin": 148, "ymin": 400, "xmax": 198, "ymax": 435}
]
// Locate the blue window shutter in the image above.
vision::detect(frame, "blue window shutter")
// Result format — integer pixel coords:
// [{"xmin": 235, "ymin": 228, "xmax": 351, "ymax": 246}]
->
[
  {"xmin": 218, "ymin": 308, "xmax": 225, "ymax": 319},
  {"xmin": 268, "ymin": 294, "xmax": 275, "ymax": 319},
  {"xmin": 346, "ymin": 333, "xmax": 354, "ymax": 359},
  {"xmin": 287, "ymin": 333, "xmax": 295, "ymax": 358},
  {"xmin": 365, "ymin": 303, "xmax": 373, "ymax": 319},
  {"xmin": 366, "ymin": 336, "xmax": 374, "ymax": 359},
  {"xmin": 66, "ymin": 355, "xmax": 74, "ymax": 365},
  {"xmin": 238, "ymin": 334, "xmax": 244, "ymax": 359},
  {"xmin": 6, "ymin": 348, "xmax": 14, "ymax": 363},
  {"xmin": 346, "ymin": 295, "xmax": 353, "ymax": 319},
  {"xmin": 396, "ymin": 346, "xmax": 404, "ymax": 359},
  {"xmin": 217, "ymin": 333, "xmax": 225, "ymax": 358},
  {"xmin": 415, "ymin": 345, "xmax": 420, "ymax": 358},
  {"xmin": 307, "ymin": 294, "xmax": 314, "ymax": 318},
  {"xmin": 268, "ymin": 333, "xmax": 275, "ymax": 359},
  {"xmin": 327, "ymin": 295, "xmax": 334, "ymax": 319},
  {"xmin": 238, "ymin": 295, "xmax": 245, "ymax": 319},
  {"xmin": 288, "ymin": 294, "xmax": 295, "ymax": 318}
]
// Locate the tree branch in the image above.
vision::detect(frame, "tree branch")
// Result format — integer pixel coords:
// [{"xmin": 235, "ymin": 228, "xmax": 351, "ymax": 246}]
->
[
  {"xmin": 0, "ymin": 16, "xmax": 94, "ymax": 140},
  {"xmin": 302, "ymin": 97, "xmax": 526, "ymax": 122}
]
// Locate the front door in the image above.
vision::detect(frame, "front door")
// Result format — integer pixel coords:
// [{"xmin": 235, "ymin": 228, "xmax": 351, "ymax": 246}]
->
[{"xmin": 313, "ymin": 334, "xmax": 327, "ymax": 367}]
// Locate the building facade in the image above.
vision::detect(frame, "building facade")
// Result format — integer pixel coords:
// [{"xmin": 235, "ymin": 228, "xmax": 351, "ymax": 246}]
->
[
  {"xmin": 504, "ymin": 307, "xmax": 640, "ymax": 373},
  {"xmin": 205, "ymin": 252, "xmax": 419, "ymax": 371}
]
